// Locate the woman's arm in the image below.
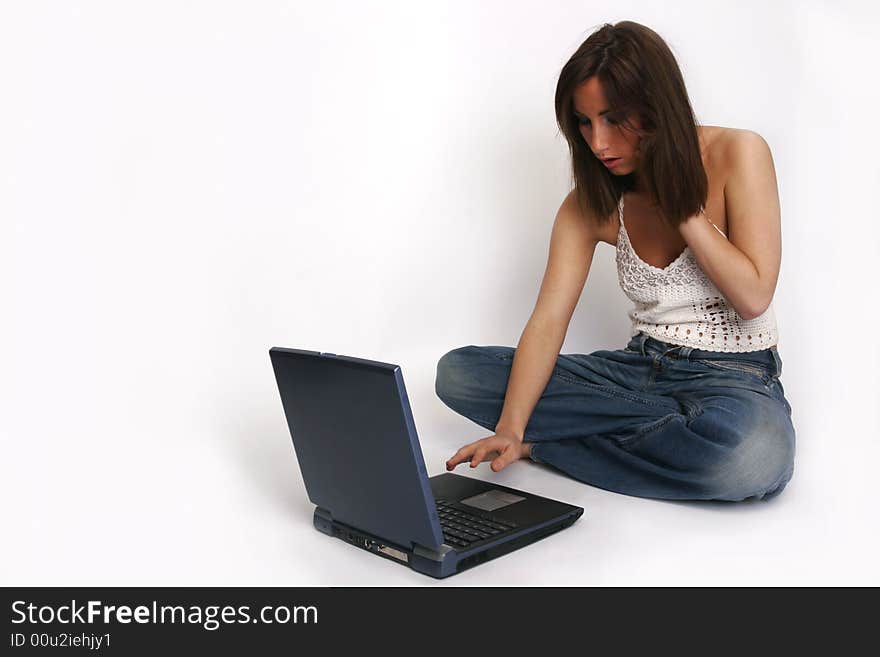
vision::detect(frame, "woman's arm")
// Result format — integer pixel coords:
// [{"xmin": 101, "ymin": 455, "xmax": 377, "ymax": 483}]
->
[
  {"xmin": 494, "ymin": 191, "xmax": 599, "ymax": 439},
  {"xmin": 678, "ymin": 130, "xmax": 782, "ymax": 320},
  {"xmin": 447, "ymin": 192, "xmax": 601, "ymax": 473},
  {"xmin": 493, "ymin": 315, "xmax": 568, "ymax": 440}
]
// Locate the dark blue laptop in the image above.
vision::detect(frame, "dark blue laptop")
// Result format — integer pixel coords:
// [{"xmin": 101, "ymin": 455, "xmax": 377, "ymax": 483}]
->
[{"xmin": 269, "ymin": 347, "xmax": 584, "ymax": 579}]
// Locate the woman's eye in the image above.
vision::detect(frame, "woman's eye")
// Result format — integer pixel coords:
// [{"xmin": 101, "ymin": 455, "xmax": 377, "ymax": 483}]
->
[{"xmin": 578, "ymin": 115, "xmax": 619, "ymax": 126}]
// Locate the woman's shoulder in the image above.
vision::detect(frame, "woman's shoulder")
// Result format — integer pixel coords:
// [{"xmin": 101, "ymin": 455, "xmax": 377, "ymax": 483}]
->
[
  {"xmin": 703, "ymin": 125, "xmax": 765, "ymax": 171},
  {"xmin": 559, "ymin": 188, "xmax": 616, "ymax": 245}
]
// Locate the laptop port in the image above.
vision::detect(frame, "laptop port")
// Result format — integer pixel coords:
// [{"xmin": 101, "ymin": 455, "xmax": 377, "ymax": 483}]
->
[{"xmin": 378, "ymin": 545, "xmax": 409, "ymax": 563}]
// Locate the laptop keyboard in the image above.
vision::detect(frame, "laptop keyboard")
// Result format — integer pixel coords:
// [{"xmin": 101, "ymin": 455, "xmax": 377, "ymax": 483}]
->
[{"xmin": 435, "ymin": 498, "xmax": 517, "ymax": 549}]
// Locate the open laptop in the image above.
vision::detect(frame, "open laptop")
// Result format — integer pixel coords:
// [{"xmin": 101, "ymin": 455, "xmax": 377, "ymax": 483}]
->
[{"xmin": 269, "ymin": 347, "xmax": 584, "ymax": 579}]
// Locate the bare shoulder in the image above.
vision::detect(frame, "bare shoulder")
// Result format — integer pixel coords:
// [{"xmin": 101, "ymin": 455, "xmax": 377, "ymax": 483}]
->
[
  {"xmin": 714, "ymin": 127, "xmax": 771, "ymax": 174},
  {"xmin": 557, "ymin": 188, "xmax": 601, "ymax": 242},
  {"xmin": 559, "ymin": 188, "xmax": 618, "ymax": 245}
]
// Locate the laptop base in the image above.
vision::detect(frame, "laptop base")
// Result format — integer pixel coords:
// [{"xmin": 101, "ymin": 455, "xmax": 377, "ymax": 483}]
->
[{"xmin": 313, "ymin": 473, "xmax": 584, "ymax": 579}]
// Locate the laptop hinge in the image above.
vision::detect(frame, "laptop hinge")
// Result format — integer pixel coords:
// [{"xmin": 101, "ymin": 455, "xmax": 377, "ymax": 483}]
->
[{"xmin": 412, "ymin": 542, "xmax": 455, "ymax": 562}]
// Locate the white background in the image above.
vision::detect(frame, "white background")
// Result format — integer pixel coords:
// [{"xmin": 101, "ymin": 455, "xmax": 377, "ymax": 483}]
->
[{"xmin": 2, "ymin": 0, "xmax": 878, "ymax": 585}]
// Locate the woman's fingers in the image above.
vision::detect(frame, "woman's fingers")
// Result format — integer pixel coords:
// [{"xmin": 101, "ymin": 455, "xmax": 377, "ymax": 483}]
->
[
  {"xmin": 469, "ymin": 446, "xmax": 500, "ymax": 468},
  {"xmin": 446, "ymin": 443, "xmax": 477, "ymax": 470},
  {"xmin": 447, "ymin": 441, "xmax": 486, "ymax": 470},
  {"xmin": 469, "ymin": 445, "xmax": 487, "ymax": 468},
  {"xmin": 447, "ymin": 435, "xmax": 527, "ymax": 472},
  {"xmin": 490, "ymin": 444, "xmax": 516, "ymax": 472},
  {"xmin": 447, "ymin": 437, "xmax": 507, "ymax": 470}
]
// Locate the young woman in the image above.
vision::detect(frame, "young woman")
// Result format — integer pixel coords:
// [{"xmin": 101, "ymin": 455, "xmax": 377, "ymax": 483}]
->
[{"xmin": 434, "ymin": 21, "xmax": 795, "ymax": 502}]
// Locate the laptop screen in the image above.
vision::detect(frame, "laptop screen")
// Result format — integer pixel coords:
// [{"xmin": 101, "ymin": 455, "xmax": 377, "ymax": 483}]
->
[{"xmin": 269, "ymin": 348, "xmax": 444, "ymax": 550}]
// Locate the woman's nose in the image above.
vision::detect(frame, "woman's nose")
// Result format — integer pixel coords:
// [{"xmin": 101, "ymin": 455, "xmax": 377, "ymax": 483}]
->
[{"xmin": 588, "ymin": 127, "xmax": 611, "ymax": 154}]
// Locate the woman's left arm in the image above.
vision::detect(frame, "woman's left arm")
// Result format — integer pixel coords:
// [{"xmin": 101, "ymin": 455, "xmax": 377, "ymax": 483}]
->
[{"xmin": 678, "ymin": 130, "xmax": 782, "ymax": 321}]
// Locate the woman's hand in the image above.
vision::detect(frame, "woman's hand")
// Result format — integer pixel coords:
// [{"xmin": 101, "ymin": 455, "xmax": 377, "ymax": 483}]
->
[{"xmin": 445, "ymin": 428, "xmax": 531, "ymax": 473}]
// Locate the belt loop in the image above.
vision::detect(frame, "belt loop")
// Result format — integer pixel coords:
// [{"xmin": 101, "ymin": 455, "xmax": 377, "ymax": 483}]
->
[
  {"xmin": 636, "ymin": 332, "xmax": 648, "ymax": 356},
  {"xmin": 679, "ymin": 345, "xmax": 694, "ymax": 361}
]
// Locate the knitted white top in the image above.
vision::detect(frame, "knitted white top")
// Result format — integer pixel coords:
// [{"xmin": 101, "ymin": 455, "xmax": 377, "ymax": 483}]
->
[{"xmin": 615, "ymin": 194, "xmax": 778, "ymax": 352}]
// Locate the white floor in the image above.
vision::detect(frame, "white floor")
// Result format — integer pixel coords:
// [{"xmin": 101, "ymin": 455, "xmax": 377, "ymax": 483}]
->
[{"xmin": 4, "ymin": 356, "xmax": 877, "ymax": 587}]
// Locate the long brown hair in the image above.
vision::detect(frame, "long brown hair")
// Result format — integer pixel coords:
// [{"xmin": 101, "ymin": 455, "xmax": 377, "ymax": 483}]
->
[{"xmin": 555, "ymin": 21, "xmax": 707, "ymax": 228}]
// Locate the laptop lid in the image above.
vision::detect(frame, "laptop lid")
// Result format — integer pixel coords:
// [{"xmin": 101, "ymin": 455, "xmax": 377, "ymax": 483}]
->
[{"xmin": 269, "ymin": 347, "xmax": 445, "ymax": 550}]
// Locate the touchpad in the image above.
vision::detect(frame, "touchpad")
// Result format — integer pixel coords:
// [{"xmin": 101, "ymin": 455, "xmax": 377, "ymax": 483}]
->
[{"xmin": 460, "ymin": 490, "xmax": 526, "ymax": 512}]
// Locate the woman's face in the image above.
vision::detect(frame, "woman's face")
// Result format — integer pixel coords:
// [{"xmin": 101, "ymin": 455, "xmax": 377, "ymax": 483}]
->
[{"xmin": 572, "ymin": 76, "xmax": 643, "ymax": 175}]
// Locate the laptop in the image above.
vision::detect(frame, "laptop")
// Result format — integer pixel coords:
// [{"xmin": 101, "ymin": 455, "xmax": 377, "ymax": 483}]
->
[{"xmin": 269, "ymin": 347, "xmax": 584, "ymax": 579}]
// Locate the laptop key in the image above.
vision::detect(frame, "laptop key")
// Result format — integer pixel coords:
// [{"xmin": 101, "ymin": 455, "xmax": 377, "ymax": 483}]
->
[{"xmin": 446, "ymin": 529, "xmax": 471, "ymax": 540}]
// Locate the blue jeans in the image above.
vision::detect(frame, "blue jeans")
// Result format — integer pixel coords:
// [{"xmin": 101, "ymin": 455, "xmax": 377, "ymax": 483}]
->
[{"xmin": 434, "ymin": 331, "xmax": 796, "ymax": 502}]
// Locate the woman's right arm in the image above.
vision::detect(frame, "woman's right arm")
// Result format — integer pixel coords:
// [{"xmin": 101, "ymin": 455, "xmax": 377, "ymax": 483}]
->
[
  {"xmin": 494, "ymin": 190, "xmax": 600, "ymax": 441},
  {"xmin": 446, "ymin": 190, "xmax": 600, "ymax": 472}
]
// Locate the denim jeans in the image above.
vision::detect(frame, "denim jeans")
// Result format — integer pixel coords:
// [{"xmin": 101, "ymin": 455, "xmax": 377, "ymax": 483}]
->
[{"xmin": 434, "ymin": 331, "xmax": 796, "ymax": 502}]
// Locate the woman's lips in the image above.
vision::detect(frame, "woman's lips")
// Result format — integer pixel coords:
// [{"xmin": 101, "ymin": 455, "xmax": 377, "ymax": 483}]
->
[{"xmin": 602, "ymin": 157, "xmax": 622, "ymax": 168}]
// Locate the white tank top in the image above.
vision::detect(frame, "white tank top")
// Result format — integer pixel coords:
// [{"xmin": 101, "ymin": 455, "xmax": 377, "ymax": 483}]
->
[{"xmin": 615, "ymin": 194, "xmax": 778, "ymax": 352}]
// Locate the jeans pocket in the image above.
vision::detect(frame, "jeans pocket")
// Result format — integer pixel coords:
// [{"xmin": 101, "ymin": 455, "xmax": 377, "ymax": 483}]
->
[{"xmin": 693, "ymin": 358, "xmax": 771, "ymax": 384}]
